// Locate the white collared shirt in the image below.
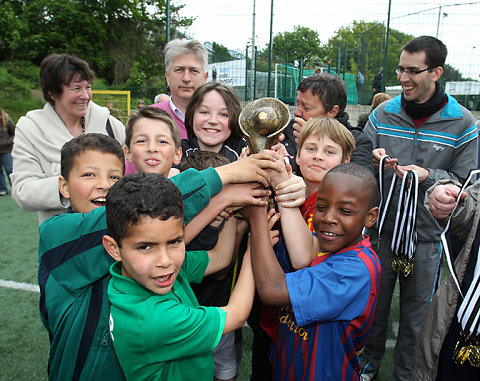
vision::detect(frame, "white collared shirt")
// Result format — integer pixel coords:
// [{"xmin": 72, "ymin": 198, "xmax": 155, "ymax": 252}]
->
[{"xmin": 169, "ymin": 98, "xmax": 185, "ymax": 122}]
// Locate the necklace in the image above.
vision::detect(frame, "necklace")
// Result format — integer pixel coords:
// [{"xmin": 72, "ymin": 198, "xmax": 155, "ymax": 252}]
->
[{"xmin": 81, "ymin": 117, "xmax": 85, "ymax": 134}]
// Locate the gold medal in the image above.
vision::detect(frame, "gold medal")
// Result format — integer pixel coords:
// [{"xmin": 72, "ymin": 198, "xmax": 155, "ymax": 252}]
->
[
  {"xmin": 468, "ymin": 345, "xmax": 480, "ymax": 368},
  {"xmin": 453, "ymin": 335, "xmax": 463, "ymax": 360},
  {"xmin": 456, "ymin": 346, "xmax": 468, "ymax": 364},
  {"xmin": 403, "ymin": 259, "xmax": 414, "ymax": 277},
  {"xmin": 392, "ymin": 256, "xmax": 414, "ymax": 277},
  {"xmin": 399, "ymin": 258, "xmax": 407, "ymax": 275},
  {"xmin": 392, "ymin": 259, "xmax": 401, "ymax": 273}
]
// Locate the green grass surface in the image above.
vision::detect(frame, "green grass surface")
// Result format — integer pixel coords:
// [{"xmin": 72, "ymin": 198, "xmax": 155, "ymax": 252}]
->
[
  {"xmin": 0, "ymin": 192, "xmax": 399, "ymax": 380},
  {"xmin": 0, "ymin": 192, "xmax": 49, "ymax": 380},
  {"xmin": 0, "ymin": 288, "xmax": 49, "ymax": 380}
]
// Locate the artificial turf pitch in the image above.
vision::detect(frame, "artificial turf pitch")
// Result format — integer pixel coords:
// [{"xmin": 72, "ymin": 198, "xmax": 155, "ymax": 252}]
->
[{"xmin": 0, "ymin": 192, "xmax": 396, "ymax": 380}]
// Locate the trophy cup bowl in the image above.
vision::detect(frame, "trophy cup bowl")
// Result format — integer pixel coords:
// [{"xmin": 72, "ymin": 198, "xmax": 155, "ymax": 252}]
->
[{"xmin": 239, "ymin": 98, "xmax": 291, "ymax": 154}]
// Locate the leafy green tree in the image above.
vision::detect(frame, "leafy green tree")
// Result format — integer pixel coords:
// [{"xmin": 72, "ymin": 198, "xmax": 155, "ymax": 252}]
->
[
  {"xmin": 442, "ymin": 63, "xmax": 463, "ymax": 82},
  {"xmin": 321, "ymin": 20, "xmax": 417, "ymax": 103},
  {"xmin": 0, "ymin": 0, "xmax": 193, "ymax": 85},
  {"xmin": 323, "ymin": 21, "xmax": 469, "ymax": 104},
  {"xmin": 270, "ymin": 25, "xmax": 325, "ymax": 64},
  {"xmin": 305, "ymin": 55, "xmax": 325, "ymax": 70},
  {"xmin": 210, "ymin": 42, "xmax": 234, "ymax": 63},
  {"xmin": 323, "ymin": 21, "xmax": 415, "ymax": 89},
  {"xmin": 0, "ymin": 2, "xmax": 26, "ymax": 61}
]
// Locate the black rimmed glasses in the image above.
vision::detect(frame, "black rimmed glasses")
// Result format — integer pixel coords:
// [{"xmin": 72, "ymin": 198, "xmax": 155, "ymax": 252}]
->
[{"xmin": 394, "ymin": 66, "xmax": 435, "ymax": 76}]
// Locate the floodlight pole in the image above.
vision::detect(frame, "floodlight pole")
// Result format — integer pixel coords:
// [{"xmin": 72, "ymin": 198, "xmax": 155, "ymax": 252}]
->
[
  {"xmin": 267, "ymin": 0, "xmax": 274, "ymax": 97},
  {"xmin": 166, "ymin": 0, "xmax": 171, "ymax": 42},
  {"xmin": 382, "ymin": 0, "xmax": 392, "ymax": 92}
]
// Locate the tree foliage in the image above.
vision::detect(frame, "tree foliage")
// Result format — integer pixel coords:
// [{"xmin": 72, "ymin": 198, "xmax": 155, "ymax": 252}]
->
[
  {"xmin": 0, "ymin": 0, "xmax": 193, "ymax": 85},
  {"xmin": 442, "ymin": 63, "xmax": 463, "ymax": 82},
  {"xmin": 210, "ymin": 42, "xmax": 235, "ymax": 63},
  {"xmin": 323, "ymin": 20, "xmax": 414, "ymax": 89},
  {"xmin": 1, "ymin": 5, "xmax": 472, "ymax": 98},
  {"xmin": 258, "ymin": 26, "xmax": 325, "ymax": 67}
]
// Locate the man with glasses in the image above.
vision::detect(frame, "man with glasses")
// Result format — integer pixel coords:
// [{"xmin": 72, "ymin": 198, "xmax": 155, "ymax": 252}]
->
[{"xmin": 360, "ymin": 36, "xmax": 478, "ymax": 381}]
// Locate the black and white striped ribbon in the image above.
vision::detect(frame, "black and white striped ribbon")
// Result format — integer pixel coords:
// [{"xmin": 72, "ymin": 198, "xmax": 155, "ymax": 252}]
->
[
  {"xmin": 377, "ymin": 155, "xmax": 418, "ymax": 261},
  {"xmin": 440, "ymin": 169, "xmax": 480, "ymax": 299},
  {"xmin": 377, "ymin": 155, "xmax": 396, "ymax": 235},
  {"xmin": 391, "ymin": 170, "xmax": 418, "ymax": 260},
  {"xmin": 440, "ymin": 169, "xmax": 480, "ymax": 335},
  {"xmin": 457, "ymin": 250, "xmax": 480, "ymax": 336}
]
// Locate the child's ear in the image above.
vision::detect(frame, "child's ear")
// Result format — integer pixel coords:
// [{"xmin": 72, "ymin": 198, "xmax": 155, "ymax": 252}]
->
[
  {"xmin": 59, "ymin": 175, "xmax": 70, "ymax": 199},
  {"xmin": 103, "ymin": 235, "xmax": 122, "ymax": 262},
  {"xmin": 364, "ymin": 206, "xmax": 379, "ymax": 229},
  {"xmin": 343, "ymin": 156, "xmax": 351, "ymax": 164},
  {"xmin": 173, "ymin": 146, "xmax": 182, "ymax": 166},
  {"xmin": 123, "ymin": 144, "xmax": 133, "ymax": 163}
]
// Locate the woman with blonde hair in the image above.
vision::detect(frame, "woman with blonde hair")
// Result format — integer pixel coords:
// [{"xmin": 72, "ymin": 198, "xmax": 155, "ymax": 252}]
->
[{"xmin": 371, "ymin": 92, "xmax": 392, "ymax": 112}]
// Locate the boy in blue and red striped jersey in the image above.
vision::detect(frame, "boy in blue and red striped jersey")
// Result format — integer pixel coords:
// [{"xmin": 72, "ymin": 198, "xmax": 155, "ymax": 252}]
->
[{"xmin": 244, "ymin": 162, "xmax": 381, "ymax": 381}]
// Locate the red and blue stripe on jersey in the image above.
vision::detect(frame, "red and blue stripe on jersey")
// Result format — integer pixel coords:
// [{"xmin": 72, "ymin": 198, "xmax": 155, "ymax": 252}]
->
[{"xmin": 271, "ymin": 236, "xmax": 381, "ymax": 380}]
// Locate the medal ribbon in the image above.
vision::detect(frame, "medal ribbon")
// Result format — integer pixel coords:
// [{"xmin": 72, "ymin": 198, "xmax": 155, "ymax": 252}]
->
[
  {"xmin": 438, "ymin": 169, "xmax": 480, "ymax": 366},
  {"xmin": 377, "ymin": 155, "xmax": 396, "ymax": 235},
  {"xmin": 458, "ymin": 257, "xmax": 480, "ymax": 336},
  {"xmin": 391, "ymin": 170, "xmax": 418, "ymax": 260},
  {"xmin": 441, "ymin": 169, "xmax": 480, "ymax": 299},
  {"xmin": 377, "ymin": 155, "xmax": 418, "ymax": 276},
  {"xmin": 454, "ymin": 245, "xmax": 480, "ymax": 367}
]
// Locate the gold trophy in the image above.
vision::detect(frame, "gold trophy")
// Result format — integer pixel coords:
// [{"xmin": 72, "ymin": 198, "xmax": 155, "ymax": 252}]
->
[{"xmin": 239, "ymin": 97, "xmax": 291, "ymax": 154}]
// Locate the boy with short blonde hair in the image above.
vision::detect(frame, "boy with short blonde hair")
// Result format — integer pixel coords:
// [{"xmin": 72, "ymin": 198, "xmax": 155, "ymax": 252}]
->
[
  {"xmin": 297, "ymin": 117, "xmax": 355, "ymax": 163},
  {"xmin": 123, "ymin": 107, "xmax": 181, "ymax": 176}
]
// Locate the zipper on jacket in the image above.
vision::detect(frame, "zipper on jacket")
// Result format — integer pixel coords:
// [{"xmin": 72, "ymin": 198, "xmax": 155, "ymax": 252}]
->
[{"xmin": 102, "ymin": 328, "xmax": 110, "ymax": 346}]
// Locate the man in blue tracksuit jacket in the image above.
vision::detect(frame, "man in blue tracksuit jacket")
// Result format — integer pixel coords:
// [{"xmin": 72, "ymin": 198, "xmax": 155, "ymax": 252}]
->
[{"xmin": 360, "ymin": 35, "xmax": 478, "ymax": 381}]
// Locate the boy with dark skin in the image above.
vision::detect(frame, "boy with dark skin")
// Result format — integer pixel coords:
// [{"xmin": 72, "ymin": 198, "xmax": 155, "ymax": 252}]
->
[{"xmin": 245, "ymin": 163, "xmax": 381, "ymax": 380}]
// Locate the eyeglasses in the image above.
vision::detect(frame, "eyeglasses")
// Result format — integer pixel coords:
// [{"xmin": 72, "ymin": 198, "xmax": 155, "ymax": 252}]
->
[{"xmin": 394, "ymin": 66, "xmax": 435, "ymax": 76}]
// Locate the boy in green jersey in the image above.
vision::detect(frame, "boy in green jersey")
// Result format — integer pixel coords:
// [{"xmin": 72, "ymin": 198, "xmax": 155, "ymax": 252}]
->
[{"xmin": 103, "ymin": 173, "xmax": 256, "ymax": 381}]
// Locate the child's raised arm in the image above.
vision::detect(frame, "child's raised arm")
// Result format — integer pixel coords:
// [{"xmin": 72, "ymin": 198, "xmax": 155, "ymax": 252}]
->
[
  {"xmin": 217, "ymin": 205, "xmax": 281, "ymax": 335},
  {"xmin": 243, "ymin": 205, "xmax": 290, "ymax": 306},
  {"xmin": 276, "ymin": 203, "xmax": 319, "ymax": 269},
  {"xmin": 219, "ymin": 247, "xmax": 255, "ymax": 334},
  {"xmin": 184, "ymin": 182, "xmax": 270, "ymax": 244},
  {"xmin": 204, "ymin": 216, "xmax": 238, "ymax": 276},
  {"xmin": 267, "ymin": 156, "xmax": 317, "ymax": 269},
  {"xmin": 215, "ymin": 151, "xmax": 283, "ymax": 187}
]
